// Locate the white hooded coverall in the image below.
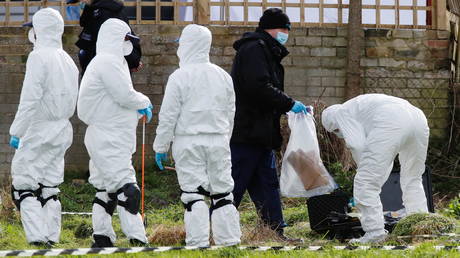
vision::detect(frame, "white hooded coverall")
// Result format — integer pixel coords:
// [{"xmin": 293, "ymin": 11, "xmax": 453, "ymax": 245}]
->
[
  {"xmin": 9, "ymin": 8, "xmax": 79, "ymax": 244},
  {"xmin": 321, "ymin": 94, "xmax": 429, "ymax": 234},
  {"xmin": 77, "ymin": 18, "xmax": 150, "ymax": 244},
  {"xmin": 153, "ymin": 24, "xmax": 241, "ymax": 247}
]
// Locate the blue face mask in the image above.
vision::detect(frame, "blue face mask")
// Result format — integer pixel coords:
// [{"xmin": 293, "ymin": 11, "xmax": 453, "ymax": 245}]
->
[{"xmin": 276, "ymin": 32, "xmax": 289, "ymax": 45}]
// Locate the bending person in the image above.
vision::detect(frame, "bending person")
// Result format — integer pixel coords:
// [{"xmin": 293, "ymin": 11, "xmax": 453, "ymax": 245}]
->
[
  {"xmin": 153, "ymin": 24, "xmax": 241, "ymax": 247},
  {"xmin": 321, "ymin": 93, "xmax": 429, "ymax": 244},
  {"xmin": 77, "ymin": 18, "xmax": 152, "ymax": 248},
  {"xmin": 9, "ymin": 8, "xmax": 79, "ymax": 247}
]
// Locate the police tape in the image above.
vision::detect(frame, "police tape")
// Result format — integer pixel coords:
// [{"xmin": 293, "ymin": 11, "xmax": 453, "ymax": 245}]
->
[
  {"xmin": 396, "ymin": 233, "xmax": 460, "ymax": 239},
  {"xmin": 0, "ymin": 245, "xmax": 459, "ymax": 256}
]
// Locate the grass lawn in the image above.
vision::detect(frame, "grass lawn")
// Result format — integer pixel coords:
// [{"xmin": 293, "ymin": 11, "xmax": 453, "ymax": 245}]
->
[{"xmin": 0, "ymin": 164, "xmax": 459, "ymax": 257}]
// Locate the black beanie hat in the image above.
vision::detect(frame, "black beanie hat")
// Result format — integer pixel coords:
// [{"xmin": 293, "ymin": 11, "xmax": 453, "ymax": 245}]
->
[{"xmin": 258, "ymin": 8, "xmax": 291, "ymax": 31}]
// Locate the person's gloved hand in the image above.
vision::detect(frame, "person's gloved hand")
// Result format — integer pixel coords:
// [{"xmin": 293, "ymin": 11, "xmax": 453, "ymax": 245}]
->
[
  {"xmin": 9, "ymin": 136, "xmax": 19, "ymax": 149},
  {"xmin": 306, "ymin": 105, "xmax": 314, "ymax": 115},
  {"xmin": 155, "ymin": 152, "xmax": 168, "ymax": 171},
  {"xmin": 291, "ymin": 101, "xmax": 308, "ymax": 114},
  {"xmin": 138, "ymin": 104, "xmax": 153, "ymax": 123}
]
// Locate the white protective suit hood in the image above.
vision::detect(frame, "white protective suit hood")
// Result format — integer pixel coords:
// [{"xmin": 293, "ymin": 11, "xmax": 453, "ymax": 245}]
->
[
  {"xmin": 177, "ymin": 24, "xmax": 211, "ymax": 67},
  {"xmin": 96, "ymin": 18, "xmax": 133, "ymax": 56},
  {"xmin": 322, "ymin": 104, "xmax": 366, "ymax": 161},
  {"xmin": 29, "ymin": 8, "xmax": 64, "ymax": 49}
]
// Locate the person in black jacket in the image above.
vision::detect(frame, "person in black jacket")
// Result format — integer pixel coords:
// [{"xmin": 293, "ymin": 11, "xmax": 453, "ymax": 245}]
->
[
  {"xmin": 68, "ymin": 0, "xmax": 142, "ymax": 74},
  {"xmin": 230, "ymin": 8, "xmax": 310, "ymax": 241}
]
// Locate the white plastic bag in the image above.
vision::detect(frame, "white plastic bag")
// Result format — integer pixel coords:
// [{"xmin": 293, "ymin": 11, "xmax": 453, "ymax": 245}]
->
[{"xmin": 280, "ymin": 112, "xmax": 337, "ymax": 198}]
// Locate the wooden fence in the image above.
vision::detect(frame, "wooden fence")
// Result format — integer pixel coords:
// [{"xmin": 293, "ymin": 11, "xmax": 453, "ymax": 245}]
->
[{"xmin": 0, "ymin": 0, "xmax": 448, "ymax": 30}]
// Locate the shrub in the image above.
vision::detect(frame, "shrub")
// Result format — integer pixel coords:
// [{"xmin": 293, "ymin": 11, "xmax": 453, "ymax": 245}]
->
[
  {"xmin": 445, "ymin": 194, "xmax": 460, "ymax": 219},
  {"xmin": 392, "ymin": 213, "xmax": 456, "ymax": 236}
]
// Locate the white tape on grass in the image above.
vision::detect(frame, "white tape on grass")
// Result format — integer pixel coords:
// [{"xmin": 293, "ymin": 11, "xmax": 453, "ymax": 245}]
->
[{"xmin": 0, "ymin": 246, "xmax": 459, "ymax": 256}]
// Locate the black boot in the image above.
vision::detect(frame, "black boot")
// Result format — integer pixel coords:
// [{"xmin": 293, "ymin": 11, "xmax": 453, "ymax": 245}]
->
[
  {"xmin": 275, "ymin": 229, "xmax": 304, "ymax": 244},
  {"xmin": 91, "ymin": 234, "xmax": 114, "ymax": 248},
  {"xmin": 129, "ymin": 238, "xmax": 148, "ymax": 247},
  {"xmin": 30, "ymin": 241, "xmax": 53, "ymax": 248}
]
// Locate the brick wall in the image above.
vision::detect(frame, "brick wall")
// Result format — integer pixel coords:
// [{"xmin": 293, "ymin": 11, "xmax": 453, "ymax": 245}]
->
[{"xmin": 0, "ymin": 25, "xmax": 451, "ymax": 181}]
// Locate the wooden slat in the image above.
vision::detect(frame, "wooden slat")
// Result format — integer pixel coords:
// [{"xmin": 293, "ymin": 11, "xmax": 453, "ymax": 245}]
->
[
  {"xmin": 0, "ymin": 0, "xmax": 435, "ymax": 29},
  {"xmin": 319, "ymin": 0, "xmax": 323, "ymax": 26},
  {"xmin": 24, "ymin": 0, "xmax": 29, "ymax": 24},
  {"xmin": 155, "ymin": 0, "xmax": 160, "ymax": 23},
  {"xmin": 338, "ymin": 0, "xmax": 343, "ymax": 26},
  {"xmin": 225, "ymin": 0, "xmax": 230, "ymax": 25},
  {"xmin": 300, "ymin": 0, "xmax": 305, "ymax": 26},
  {"xmin": 5, "ymin": 0, "xmax": 10, "ymax": 24},
  {"xmin": 61, "ymin": 0, "xmax": 66, "ymax": 21},
  {"xmin": 173, "ymin": 0, "xmax": 178, "ymax": 25},
  {"xmin": 135, "ymin": 0, "xmax": 141, "ymax": 24},
  {"xmin": 243, "ymin": 0, "xmax": 248, "ymax": 26},
  {"xmin": 376, "ymin": 0, "xmax": 380, "ymax": 29}
]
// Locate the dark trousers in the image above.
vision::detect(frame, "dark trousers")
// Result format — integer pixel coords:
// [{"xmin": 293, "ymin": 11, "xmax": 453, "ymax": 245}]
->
[{"xmin": 231, "ymin": 143, "xmax": 286, "ymax": 230}]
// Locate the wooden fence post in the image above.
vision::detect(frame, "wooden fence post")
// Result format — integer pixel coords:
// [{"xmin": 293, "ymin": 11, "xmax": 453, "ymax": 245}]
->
[
  {"xmin": 195, "ymin": 0, "xmax": 210, "ymax": 25},
  {"xmin": 435, "ymin": 0, "xmax": 447, "ymax": 30}
]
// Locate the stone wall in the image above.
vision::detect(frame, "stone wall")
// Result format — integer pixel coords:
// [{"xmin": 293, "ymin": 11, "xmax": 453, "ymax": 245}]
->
[{"xmin": 0, "ymin": 25, "xmax": 451, "ymax": 180}]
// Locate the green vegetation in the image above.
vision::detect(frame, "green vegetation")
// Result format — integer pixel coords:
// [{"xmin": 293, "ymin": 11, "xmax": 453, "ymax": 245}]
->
[
  {"xmin": 0, "ymin": 164, "xmax": 459, "ymax": 257},
  {"xmin": 391, "ymin": 213, "xmax": 456, "ymax": 236}
]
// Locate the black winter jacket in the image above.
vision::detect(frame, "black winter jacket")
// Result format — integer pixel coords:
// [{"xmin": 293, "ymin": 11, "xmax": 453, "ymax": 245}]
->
[
  {"xmin": 230, "ymin": 29, "xmax": 295, "ymax": 150},
  {"xmin": 75, "ymin": 0, "xmax": 141, "ymax": 69}
]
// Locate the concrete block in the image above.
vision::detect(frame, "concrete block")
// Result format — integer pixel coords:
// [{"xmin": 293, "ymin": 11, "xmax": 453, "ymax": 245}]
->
[
  {"xmin": 436, "ymin": 30, "xmax": 451, "ymax": 40},
  {"xmin": 337, "ymin": 28, "xmax": 348, "ymax": 37},
  {"xmin": 392, "ymin": 30, "xmax": 413, "ymax": 39},
  {"xmin": 289, "ymin": 47, "xmax": 311, "ymax": 56},
  {"xmin": 365, "ymin": 29, "xmax": 390, "ymax": 38},
  {"xmin": 322, "ymin": 77, "xmax": 346, "ymax": 87},
  {"xmin": 308, "ymin": 28, "xmax": 337, "ymax": 36},
  {"xmin": 321, "ymin": 57, "xmax": 346, "ymax": 68},
  {"xmin": 378, "ymin": 58, "xmax": 406, "ymax": 68},
  {"xmin": 366, "ymin": 47, "xmax": 393, "ymax": 57},
  {"xmin": 322, "ymin": 37, "xmax": 347, "ymax": 47},
  {"xmin": 413, "ymin": 30, "xmax": 427, "ymax": 39},
  {"xmin": 360, "ymin": 58, "xmax": 378, "ymax": 67},
  {"xmin": 407, "ymin": 60, "xmax": 434, "ymax": 71},
  {"xmin": 292, "ymin": 56, "xmax": 321, "ymax": 67},
  {"xmin": 395, "ymin": 49, "xmax": 420, "ymax": 58},
  {"xmin": 295, "ymin": 36, "xmax": 322, "ymax": 46},
  {"xmin": 311, "ymin": 47, "xmax": 336, "ymax": 57},
  {"xmin": 424, "ymin": 40, "xmax": 449, "ymax": 49}
]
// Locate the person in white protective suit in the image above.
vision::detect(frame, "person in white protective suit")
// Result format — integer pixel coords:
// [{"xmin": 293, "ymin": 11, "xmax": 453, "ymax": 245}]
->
[
  {"xmin": 77, "ymin": 18, "xmax": 152, "ymax": 247},
  {"xmin": 153, "ymin": 24, "xmax": 242, "ymax": 247},
  {"xmin": 9, "ymin": 8, "xmax": 79, "ymax": 247},
  {"xmin": 321, "ymin": 93, "xmax": 430, "ymax": 244}
]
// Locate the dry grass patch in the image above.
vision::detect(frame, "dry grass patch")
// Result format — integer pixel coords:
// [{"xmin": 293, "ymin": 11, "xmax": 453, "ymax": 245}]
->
[{"xmin": 148, "ymin": 224, "xmax": 186, "ymax": 246}]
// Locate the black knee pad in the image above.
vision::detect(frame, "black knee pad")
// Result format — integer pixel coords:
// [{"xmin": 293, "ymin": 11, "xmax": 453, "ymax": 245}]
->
[
  {"xmin": 116, "ymin": 183, "xmax": 141, "ymax": 215},
  {"xmin": 38, "ymin": 184, "xmax": 59, "ymax": 207},
  {"xmin": 210, "ymin": 192, "xmax": 233, "ymax": 212},
  {"xmin": 182, "ymin": 199, "xmax": 205, "ymax": 212},
  {"xmin": 11, "ymin": 186, "xmax": 39, "ymax": 211},
  {"xmin": 93, "ymin": 191, "xmax": 118, "ymax": 216}
]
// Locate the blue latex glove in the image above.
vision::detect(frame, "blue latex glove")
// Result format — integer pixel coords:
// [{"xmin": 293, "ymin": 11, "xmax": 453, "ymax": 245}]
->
[
  {"xmin": 291, "ymin": 101, "xmax": 308, "ymax": 114},
  {"xmin": 306, "ymin": 105, "xmax": 314, "ymax": 115},
  {"xmin": 138, "ymin": 104, "xmax": 153, "ymax": 123},
  {"xmin": 155, "ymin": 152, "xmax": 168, "ymax": 171},
  {"xmin": 9, "ymin": 136, "xmax": 19, "ymax": 149}
]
